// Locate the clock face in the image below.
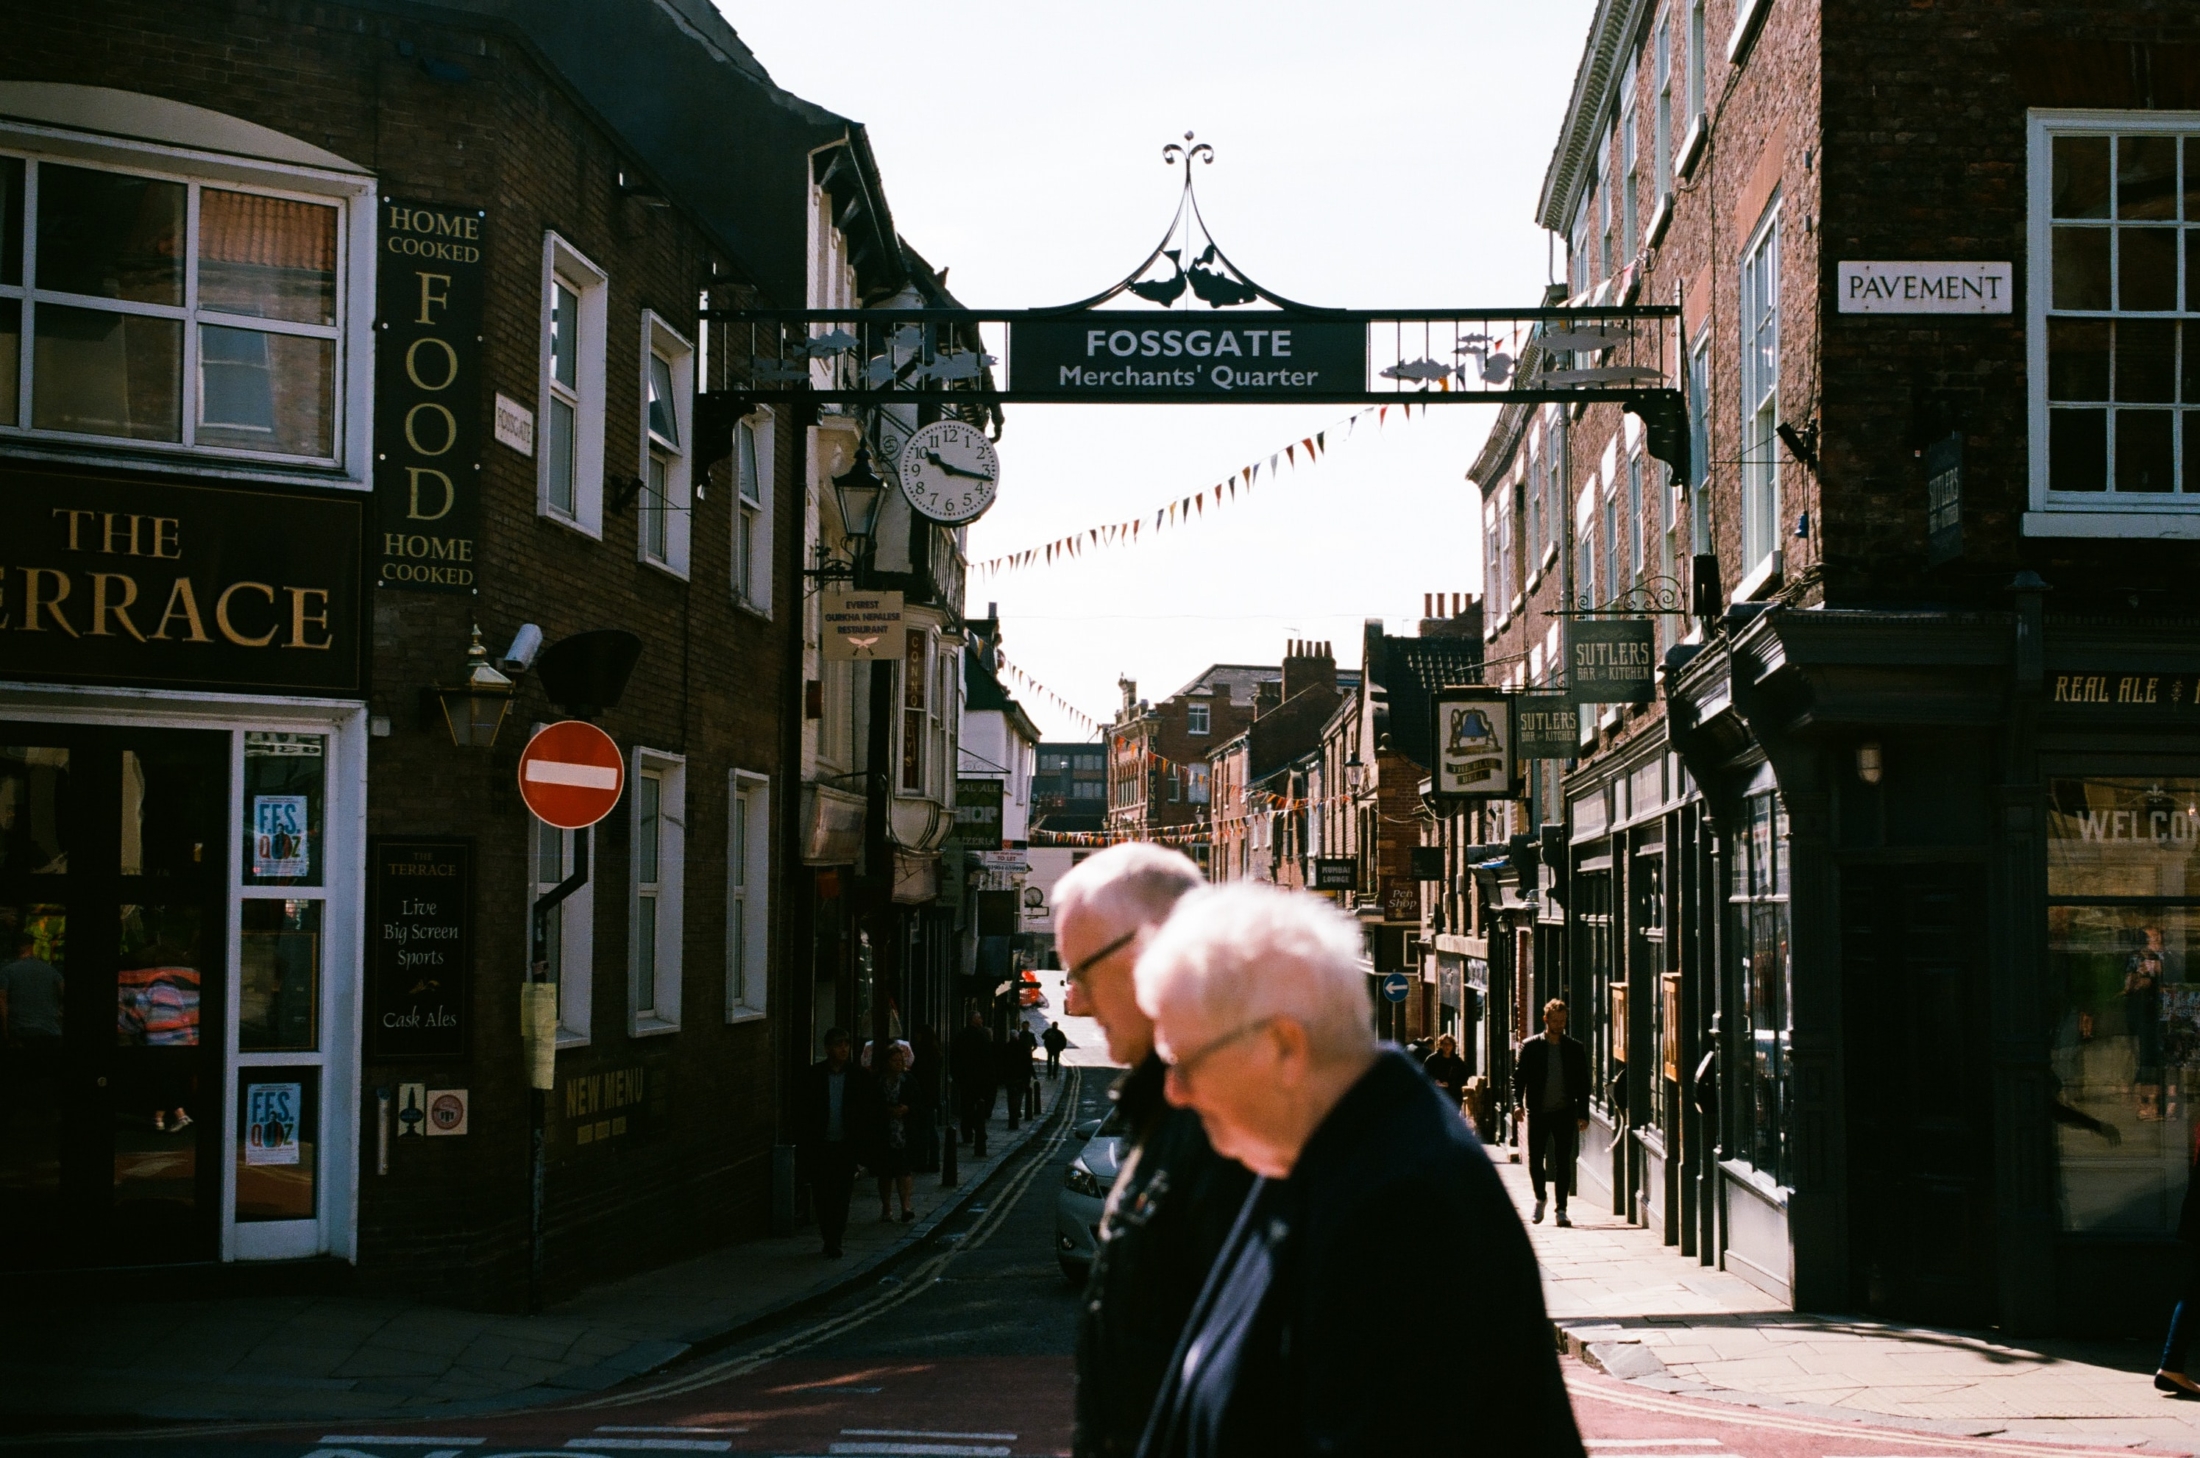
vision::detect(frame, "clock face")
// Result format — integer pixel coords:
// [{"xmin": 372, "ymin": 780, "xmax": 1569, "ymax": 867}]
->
[{"xmin": 897, "ymin": 420, "xmax": 1000, "ymax": 525}]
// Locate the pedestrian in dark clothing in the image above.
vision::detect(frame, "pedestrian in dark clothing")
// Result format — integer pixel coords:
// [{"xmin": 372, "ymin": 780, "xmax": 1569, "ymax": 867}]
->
[
  {"xmin": 1421, "ymin": 1033, "xmax": 1470, "ymax": 1109},
  {"xmin": 798, "ymin": 1027, "xmax": 882, "ymax": 1258},
  {"xmin": 1136, "ymin": 884, "xmax": 1583, "ymax": 1458},
  {"xmin": 1054, "ymin": 843, "xmax": 1255, "ymax": 1458},
  {"xmin": 2156, "ymin": 1131, "xmax": 2200, "ymax": 1396},
  {"xmin": 1511, "ymin": 998, "xmax": 1591, "ymax": 1227},
  {"xmin": 950, "ymin": 1010, "xmax": 997, "ymax": 1157},
  {"xmin": 1022, "ymin": 1023, "xmax": 1044, "ymax": 1116},
  {"xmin": 873, "ymin": 1042, "xmax": 917, "ymax": 1222},
  {"xmin": 1043, "ymin": 1020, "xmax": 1069, "ymax": 1079},
  {"xmin": 1000, "ymin": 1023, "xmax": 1034, "ymax": 1130}
]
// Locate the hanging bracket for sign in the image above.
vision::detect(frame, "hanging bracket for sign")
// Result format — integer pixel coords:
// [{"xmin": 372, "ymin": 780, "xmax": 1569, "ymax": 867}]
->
[{"xmin": 702, "ymin": 137, "xmax": 1682, "ymax": 453}]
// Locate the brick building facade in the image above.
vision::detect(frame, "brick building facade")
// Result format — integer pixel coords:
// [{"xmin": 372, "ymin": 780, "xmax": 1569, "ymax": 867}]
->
[
  {"xmin": 0, "ymin": 0, "xmax": 867, "ymax": 1304},
  {"xmin": 1468, "ymin": 0, "xmax": 2200, "ymax": 1335}
]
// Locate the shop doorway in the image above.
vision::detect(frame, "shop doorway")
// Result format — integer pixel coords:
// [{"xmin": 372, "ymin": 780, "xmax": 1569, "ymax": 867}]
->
[
  {"xmin": 1840, "ymin": 862, "xmax": 1996, "ymax": 1325},
  {"xmin": 1, "ymin": 724, "xmax": 229, "ymax": 1267}
]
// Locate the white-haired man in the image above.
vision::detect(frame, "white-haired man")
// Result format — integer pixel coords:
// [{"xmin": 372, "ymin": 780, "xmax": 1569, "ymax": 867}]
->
[
  {"xmin": 1134, "ymin": 882, "xmax": 1582, "ymax": 1458},
  {"xmin": 1055, "ymin": 843, "xmax": 1256, "ymax": 1458}
]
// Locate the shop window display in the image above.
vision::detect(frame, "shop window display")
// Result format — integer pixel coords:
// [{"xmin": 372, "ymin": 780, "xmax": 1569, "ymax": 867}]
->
[{"xmin": 2048, "ymin": 777, "xmax": 2200, "ymax": 1233}]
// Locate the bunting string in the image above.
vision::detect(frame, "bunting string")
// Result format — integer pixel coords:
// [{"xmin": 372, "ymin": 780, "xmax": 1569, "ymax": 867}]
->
[
  {"xmin": 973, "ymin": 401, "xmax": 1424, "ymax": 578},
  {"xmin": 995, "ymin": 652, "xmax": 1103, "ymax": 739}
]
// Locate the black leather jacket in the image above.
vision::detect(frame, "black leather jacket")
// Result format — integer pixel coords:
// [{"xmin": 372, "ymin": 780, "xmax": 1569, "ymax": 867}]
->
[{"xmin": 1074, "ymin": 1054, "xmax": 1255, "ymax": 1458}]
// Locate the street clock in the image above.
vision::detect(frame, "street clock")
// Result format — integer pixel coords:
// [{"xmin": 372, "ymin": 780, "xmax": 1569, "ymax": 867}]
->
[{"xmin": 897, "ymin": 419, "xmax": 1000, "ymax": 525}]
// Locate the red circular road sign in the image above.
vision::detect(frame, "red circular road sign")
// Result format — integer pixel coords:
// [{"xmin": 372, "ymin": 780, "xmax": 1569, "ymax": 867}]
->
[{"xmin": 517, "ymin": 720, "xmax": 625, "ymax": 829}]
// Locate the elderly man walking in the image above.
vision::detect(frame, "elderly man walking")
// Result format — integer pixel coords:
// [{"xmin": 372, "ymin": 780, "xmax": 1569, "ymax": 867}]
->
[
  {"xmin": 1135, "ymin": 883, "xmax": 1582, "ymax": 1458},
  {"xmin": 1056, "ymin": 844, "xmax": 1256, "ymax": 1458}
]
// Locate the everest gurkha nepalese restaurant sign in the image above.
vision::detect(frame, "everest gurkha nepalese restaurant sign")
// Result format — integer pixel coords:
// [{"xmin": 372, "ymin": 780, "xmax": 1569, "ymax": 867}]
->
[
  {"xmin": 0, "ymin": 468, "xmax": 363, "ymax": 695},
  {"xmin": 367, "ymin": 838, "xmax": 474, "ymax": 1061},
  {"xmin": 1009, "ymin": 314, "xmax": 1366, "ymax": 398},
  {"xmin": 376, "ymin": 200, "xmax": 486, "ymax": 592}
]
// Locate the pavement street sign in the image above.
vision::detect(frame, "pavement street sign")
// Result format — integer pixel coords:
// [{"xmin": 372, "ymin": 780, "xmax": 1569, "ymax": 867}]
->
[
  {"xmin": 518, "ymin": 720, "xmax": 625, "ymax": 829},
  {"xmin": 1381, "ymin": 971, "xmax": 1412, "ymax": 1004}
]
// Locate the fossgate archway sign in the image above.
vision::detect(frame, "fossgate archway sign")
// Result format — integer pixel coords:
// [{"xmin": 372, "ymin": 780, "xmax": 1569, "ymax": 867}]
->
[{"xmin": 703, "ymin": 133, "xmax": 1689, "ymax": 485}]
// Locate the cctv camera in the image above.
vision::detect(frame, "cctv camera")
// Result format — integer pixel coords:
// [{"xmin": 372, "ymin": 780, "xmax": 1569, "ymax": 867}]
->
[{"xmin": 501, "ymin": 623, "xmax": 544, "ymax": 674}]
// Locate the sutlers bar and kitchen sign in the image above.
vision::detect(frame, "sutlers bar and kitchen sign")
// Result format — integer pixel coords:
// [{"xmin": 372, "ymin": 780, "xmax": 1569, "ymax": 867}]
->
[
  {"xmin": 376, "ymin": 200, "xmax": 486, "ymax": 592},
  {"xmin": 1009, "ymin": 313, "xmax": 1365, "ymax": 399},
  {"xmin": 0, "ymin": 467, "xmax": 363, "ymax": 695}
]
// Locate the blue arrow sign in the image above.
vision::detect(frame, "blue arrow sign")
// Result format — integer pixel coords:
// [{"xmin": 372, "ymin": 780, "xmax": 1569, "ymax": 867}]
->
[{"xmin": 1381, "ymin": 971, "xmax": 1412, "ymax": 1004}]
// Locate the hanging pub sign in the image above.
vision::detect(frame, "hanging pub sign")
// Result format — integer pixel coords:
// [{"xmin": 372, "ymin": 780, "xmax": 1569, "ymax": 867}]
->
[
  {"xmin": 1009, "ymin": 314, "xmax": 1366, "ymax": 401},
  {"xmin": 366, "ymin": 837, "xmax": 474, "ymax": 1061},
  {"xmin": 1431, "ymin": 687, "xmax": 1517, "ymax": 805},
  {"xmin": 1517, "ymin": 690, "xmax": 1579, "ymax": 760},
  {"xmin": 0, "ymin": 467, "xmax": 364, "ymax": 696},
  {"xmin": 375, "ymin": 199, "xmax": 486, "ymax": 593},
  {"xmin": 820, "ymin": 587, "xmax": 905, "ymax": 662},
  {"xmin": 1568, "ymin": 619, "xmax": 1657, "ymax": 703},
  {"xmin": 952, "ymin": 777, "xmax": 1005, "ymax": 846},
  {"xmin": 1925, "ymin": 431, "xmax": 1963, "ymax": 567}
]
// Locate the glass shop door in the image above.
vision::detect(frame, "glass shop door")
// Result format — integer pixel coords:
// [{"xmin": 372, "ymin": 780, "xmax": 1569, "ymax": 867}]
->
[{"xmin": 0, "ymin": 723, "xmax": 229, "ymax": 1268}]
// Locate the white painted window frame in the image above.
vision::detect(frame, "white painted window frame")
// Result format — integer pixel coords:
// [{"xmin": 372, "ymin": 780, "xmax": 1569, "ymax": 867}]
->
[
  {"xmin": 2024, "ymin": 108, "xmax": 2200, "ymax": 538},
  {"xmin": 733, "ymin": 407, "xmax": 776, "ymax": 615},
  {"xmin": 1738, "ymin": 197, "xmax": 1782, "ymax": 575},
  {"xmin": 0, "ymin": 122, "xmax": 373, "ymax": 485},
  {"xmin": 638, "ymin": 309, "xmax": 693, "ymax": 577},
  {"xmin": 538, "ymin": 231, "xmax": 606, "ymax": 537},
  {"xmin": 727, "ymin": 769, "xmax": 769, "ymax": 1022},
  {"xmin": 629, "ymin": 746, "xmax": 685, "ymax": 1036},
  {"xmin": 528, "ymin": 784, "xmax": 597, "ymax": 1049}
]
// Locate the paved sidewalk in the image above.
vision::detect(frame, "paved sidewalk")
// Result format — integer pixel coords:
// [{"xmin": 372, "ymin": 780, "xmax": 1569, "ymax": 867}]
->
[
  {"xmin": 0, "ymin": 1069, "xmax": 1087, "ymax": 1430},
  {"xmin": 1496, "ymin": 1154, "xmax": 2196, "ymax": 1453}
]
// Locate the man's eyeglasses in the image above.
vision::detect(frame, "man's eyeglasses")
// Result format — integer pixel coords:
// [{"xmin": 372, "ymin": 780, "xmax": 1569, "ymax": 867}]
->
[
  {"xmin": 1065, "ymin": 928, "xmax": 1139, "ymax": 986},
  {"xmin": 1162, "ymin": 1017, "xmax": 1277, "ymax": 1086}
]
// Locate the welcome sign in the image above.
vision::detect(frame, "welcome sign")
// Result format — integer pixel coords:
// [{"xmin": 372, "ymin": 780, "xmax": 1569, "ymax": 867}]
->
[{"xmin": 1010, "ymin": 313, "xmax": 1365, "ymax": 399}]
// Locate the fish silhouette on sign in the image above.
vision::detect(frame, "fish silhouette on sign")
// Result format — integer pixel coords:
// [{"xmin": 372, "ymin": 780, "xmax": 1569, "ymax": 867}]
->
[
  {"xmin": 862, "ymin": 353, "xmax": 903, "ymax": 388},
  {"xmin": 806, "ymin": 328, "xmax": 860, "ymax": 357},
  {"xmin": 1537, "ymin": 328, "xmax": 1628, "ymax": 353},
  {"xmin": 1453, "ymin": 334, "xmax": 1514, "ymax": 384},
  {"xmin": 1185, "ymin": 244, "xmax": 1259, "ymax": 307},
  {"xmin": 1381, "ymin": 358, "xmax": 1456, "ymax": 384},
  {"xmin": 1127, "ymin": 249, "xmax": 1189, "ymax": 305},
  {"xmin": 889, "ymin": 324, "xmax": 926, "ymax": 356},
  {"xmin": 920, "ymin": 350, "xmax": 999, "ymax": 383}
]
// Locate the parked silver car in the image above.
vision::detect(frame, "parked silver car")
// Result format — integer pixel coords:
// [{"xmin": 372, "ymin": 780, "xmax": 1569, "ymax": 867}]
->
[{"xmin": 1055, "ymin": 1110, "xmax": 1127, "ymax": 1282}]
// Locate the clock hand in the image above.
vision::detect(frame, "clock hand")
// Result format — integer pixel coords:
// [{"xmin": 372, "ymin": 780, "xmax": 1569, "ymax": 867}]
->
[{"xmin": 925, "ymin": 450, "xmax": 995, "ymax": 482}]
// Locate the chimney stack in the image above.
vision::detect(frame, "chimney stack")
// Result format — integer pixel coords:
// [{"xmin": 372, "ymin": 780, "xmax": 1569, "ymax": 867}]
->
[
  {"xmin": 1282, "ymin": 636, "xmax": 1338, "ymax": 705},
  {"xmin": 1419, "ymin": 592, "xmax": 1482, "ymax": 639}
]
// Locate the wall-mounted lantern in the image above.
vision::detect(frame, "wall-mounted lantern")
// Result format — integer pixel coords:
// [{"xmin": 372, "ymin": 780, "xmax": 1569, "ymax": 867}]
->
[
  {"xmin": 435, "ymin": 626, "xmax": 516, "ymax": 749},
  {"xmin": 1856, "ymin": 741, "xmax": 1884, "ymax": 786}
]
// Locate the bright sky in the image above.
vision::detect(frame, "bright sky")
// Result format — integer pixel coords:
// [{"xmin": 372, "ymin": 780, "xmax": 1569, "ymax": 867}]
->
[{"xmin": 719, "ymin": 0, "xmax": 1597, "ymax": 739}]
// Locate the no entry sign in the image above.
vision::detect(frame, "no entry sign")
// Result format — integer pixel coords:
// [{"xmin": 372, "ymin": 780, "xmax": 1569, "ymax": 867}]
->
[{"xmin": 518, "ymin": 721, "xmax": 624, "ymax": 829}]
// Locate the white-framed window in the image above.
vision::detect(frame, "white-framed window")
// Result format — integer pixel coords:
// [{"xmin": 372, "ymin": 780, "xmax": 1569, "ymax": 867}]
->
[
  {"xmin": 1628, "ymin": 448, "xmax": 1647, "ymax": 581},
  {"xmin": 0, "ymin": 134, "xmax": 371, "ymax": 474},
  {"xmin": 1525, "ymin": 446, "xmax": 1545, "ymax": 564},
  {"xmin": 1687, "ymin": 327, "xmax": 1713, "ymax": 551},
  {"xmin": 539, "ymin": 232, "xmax": 606, "ymax": 535},
  {"xmin": 638, "ymin": 310, "xmax": 693, "ymax": 576},
  {"xmin": 1739, "ymin": 201, "xmax": 1782, "ymax": 569},
  {"xmin": 532, "ymin": 813, "xmax": 596, "ymax": 1046},
  {"xmin": 1654, "ymin": 14, "xmax": 1674, "ymax": 213},
  {"xmin": 1187, "ymin": 700, "xmax": 1211, "ymax": 735},
  {"xmin": 727, "ymin": 770, "xmax": 769, "ymax": 1022},
  {"xmin": 1621, "ymin": 51, "xmax": 1640, "ymax": 260},
  {"xmin": 2028, "ymin": 113, "xmax": 2200, "ymax": 534},
  {"xmin": 629, "ymin": 748, "xmax": 685, "ymax": 1035},
  {"xmin": 733, "ymin": 409, "xmax": 775, "ymax": 614},
  {"xmin": 933, "ymin": 641, "xmax": 956, "ymax": 800},
  {"xmin": 900, "ymin": 627, "xmax": 932, "ymax": 794},
  {"xmin": 1599, "ymin": 140, "xmax": 1616, "ymax": 282}
]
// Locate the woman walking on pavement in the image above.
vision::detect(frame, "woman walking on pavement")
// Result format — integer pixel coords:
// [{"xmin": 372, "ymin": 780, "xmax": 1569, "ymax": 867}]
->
[{"xmin": 874, "ymin": 1042, "xmax": 917, "ymax": 1223}]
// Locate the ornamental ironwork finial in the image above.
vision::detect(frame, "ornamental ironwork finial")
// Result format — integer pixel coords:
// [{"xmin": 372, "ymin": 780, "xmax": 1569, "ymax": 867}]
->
[{"xmin": 1162, "ymin": 131, "xmax": 1215, "ymax": 180}]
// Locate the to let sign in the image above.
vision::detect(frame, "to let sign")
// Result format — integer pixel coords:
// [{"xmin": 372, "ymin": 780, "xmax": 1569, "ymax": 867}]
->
[
  {"xmin": 0, "ymin": 467, "xmax": 363, "ymax": 696},
  {"xmin": 1010, "ymin": 313, "xmax": 1365, "ymax": 400},
  {"xmin": 376, "ymin": 200, "xmax": 486, "ymax": 591},
  {"xmin": 1836, "ymin": 261, "xmax": 2012, "ymax": 314},
  {"xmin": 367, "ymin": 838, "xmax": 473, "ymax": 1061},
  {"xmin": 1569, "ymin": 619, "xmax": 1657, "ymax": 703}
]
